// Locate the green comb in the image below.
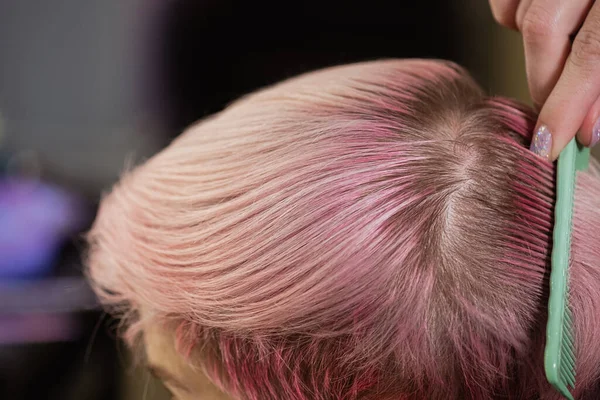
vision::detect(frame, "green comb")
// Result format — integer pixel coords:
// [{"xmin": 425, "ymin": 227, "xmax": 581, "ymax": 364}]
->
[{"xmin": 544, "ymin": 138, "xmax": 590, "ymax": 400}]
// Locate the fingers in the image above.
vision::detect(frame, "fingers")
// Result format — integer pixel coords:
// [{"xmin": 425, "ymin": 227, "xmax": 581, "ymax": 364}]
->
[
  {"xmin": 535, "ymin": 1, "xmax": 600, "ymax": 160},
  {"xmin": 515, "ymin": 0, "xmax": 535, "ymax": 31},
  {"xmin": 577, "ymin": 96, "xmax": 600, "ymax": 148},
  {"xmin": 519, "ymin": 0, "xmax": 592, "ymax": 108},
  {"xmin": 489, "ymin": 0, "xmax": 522, "ymax": 30},
  {"xmin": 489, "ymin": 0, "xmax": 600, "ymax": 159}
]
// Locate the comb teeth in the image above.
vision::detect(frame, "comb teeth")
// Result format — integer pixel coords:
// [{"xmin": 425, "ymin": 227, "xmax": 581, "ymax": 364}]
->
[{"xmin": 560, "ymin": 307, "xmax": 576, "ymax": 389}]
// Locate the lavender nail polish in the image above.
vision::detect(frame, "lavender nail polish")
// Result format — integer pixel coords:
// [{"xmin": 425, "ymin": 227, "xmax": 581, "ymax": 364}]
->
[
  {"xmin": 591, "ymin": 117, "xmax": 600, "ymax": 147},
  {"xmin": 530, "ymin": 125, "xmax": 552, "ymax": 160}
]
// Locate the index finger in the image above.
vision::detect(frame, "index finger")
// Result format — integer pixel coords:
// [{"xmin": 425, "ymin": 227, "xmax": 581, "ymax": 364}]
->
[
  {"xmin": 533, "ymin": 1, "xmax": 600, "ymax": 160},
  {"xmin": 489, "ymin": 0, "xmax": 521, "ymax": 30}
]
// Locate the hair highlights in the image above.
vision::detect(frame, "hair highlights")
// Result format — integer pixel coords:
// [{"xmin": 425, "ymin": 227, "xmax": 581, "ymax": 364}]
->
[{"xmin": 87, "ymin": 59, "xmax": 600, "ymax": 399}]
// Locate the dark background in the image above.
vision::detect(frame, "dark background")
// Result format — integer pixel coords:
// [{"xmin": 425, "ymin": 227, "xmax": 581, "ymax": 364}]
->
[
  {"xmin": 162, "ymin": 1, "xmax": 460, "ymax": 134},
  {"xmin": 0, "ymin": 1, "xmax": 525, "ymax": 398}
]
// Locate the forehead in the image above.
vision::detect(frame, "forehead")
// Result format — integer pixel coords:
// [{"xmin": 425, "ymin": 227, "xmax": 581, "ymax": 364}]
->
[
  {"xmin": 143, "ymin": 321, "xmax": 179, "ymax": 366},
  {"xmin": 143, "ymin": 320, "xmax": 231, "ymax": 399}
]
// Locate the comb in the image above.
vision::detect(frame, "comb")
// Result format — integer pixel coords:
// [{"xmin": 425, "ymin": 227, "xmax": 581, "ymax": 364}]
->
[{"xmin": 544, "ymin": 138, "xmax": 590, "ymax": 400}]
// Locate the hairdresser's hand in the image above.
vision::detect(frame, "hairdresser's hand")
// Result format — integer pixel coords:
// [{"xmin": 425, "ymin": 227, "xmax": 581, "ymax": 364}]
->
[{"xmin": 489, "ymin": 0, "xmax": 600, "ymax": 160}]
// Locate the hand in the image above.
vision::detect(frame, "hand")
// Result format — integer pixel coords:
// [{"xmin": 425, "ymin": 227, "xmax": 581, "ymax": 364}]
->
[{"xmin": 489, "ymin": 0, "xmax": 600, "ymax": 160}]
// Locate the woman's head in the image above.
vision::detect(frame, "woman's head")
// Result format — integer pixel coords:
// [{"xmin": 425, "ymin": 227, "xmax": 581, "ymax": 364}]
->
[{"xmin": 87, "ymin": 59, "xmax": 600, "ymax": 399}]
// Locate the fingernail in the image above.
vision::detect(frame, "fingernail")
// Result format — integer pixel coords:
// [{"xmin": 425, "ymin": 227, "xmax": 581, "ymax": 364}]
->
[
  {"xmin": 530, "ymin": 125, "xmax": 552, "ymax": 160},
  {"xmin": 591, "ymin": 117, "xmax": 600, "ymax": 147}
]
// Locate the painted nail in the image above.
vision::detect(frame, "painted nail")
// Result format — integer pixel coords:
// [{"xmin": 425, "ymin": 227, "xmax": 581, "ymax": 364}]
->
[
  {"xmin": 530, "ymin": 125, "xmax": 552, "ymax": 160},
  {"xmin": 591, "ymin": 117, "xmax": 600, "ymax": 147}
]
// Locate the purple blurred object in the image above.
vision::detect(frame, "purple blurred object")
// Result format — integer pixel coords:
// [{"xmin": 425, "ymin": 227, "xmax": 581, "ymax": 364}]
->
[
  {"xmin": 0, "ymin": 313, "xmax": 80, "ymax": 344},
  {"xmin": 0, "ymin": 178, "xmax": 88, "ymax": 279}
]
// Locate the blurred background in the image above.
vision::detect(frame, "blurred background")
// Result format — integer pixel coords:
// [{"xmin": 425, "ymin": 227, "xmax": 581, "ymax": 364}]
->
[{"xmin": 0, "ymin": 0, "xmax": 533, "ymax": 399}]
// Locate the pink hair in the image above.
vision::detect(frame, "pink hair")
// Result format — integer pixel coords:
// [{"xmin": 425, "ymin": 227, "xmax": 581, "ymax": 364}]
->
[{"xmin": 86, "ymin": 59, "xmax": 600, "ymax": 399}]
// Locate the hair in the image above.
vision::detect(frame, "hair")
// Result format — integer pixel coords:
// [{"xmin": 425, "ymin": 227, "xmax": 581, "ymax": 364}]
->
[{"xmin": 86, "ymin": 59, "xmax": 600, "ymax": 399}]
